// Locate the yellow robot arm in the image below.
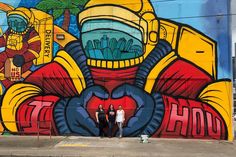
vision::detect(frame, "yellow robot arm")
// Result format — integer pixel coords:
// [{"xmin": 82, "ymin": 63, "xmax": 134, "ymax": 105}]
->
[{"xmin": 159, "ymin": 19, "xmax": 217, "ymax": 79}]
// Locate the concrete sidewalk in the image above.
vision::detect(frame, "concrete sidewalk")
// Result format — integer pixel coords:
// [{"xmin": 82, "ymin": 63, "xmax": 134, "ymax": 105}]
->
[{"xmin": 0, "ymin": 136, "xmax": 235, "ymax": 157}]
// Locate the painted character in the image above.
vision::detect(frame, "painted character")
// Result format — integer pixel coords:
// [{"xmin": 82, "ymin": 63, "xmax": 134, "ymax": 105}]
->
[
  {"xmin": 0, "ymin": 7, "xmax": 41, "ymax": 88},
  {"xmin": 1, "ymin": 0, "xmax": 232, "ymax": 140}
]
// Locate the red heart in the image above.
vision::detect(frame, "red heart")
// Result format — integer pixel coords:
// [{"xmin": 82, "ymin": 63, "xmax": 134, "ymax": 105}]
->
[{"xmin": 86, "ymin": 96, "xmax": 137, "ymax": 125}]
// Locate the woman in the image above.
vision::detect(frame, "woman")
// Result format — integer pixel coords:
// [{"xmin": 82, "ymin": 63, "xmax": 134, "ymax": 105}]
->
[
  {"xmin": 107, "ymin": 104, "xmax": 116, "ymax": 138},
  {"xmin": 95, "ymin": 104, "xmax": 106, "ymax": 137},
  {"xmin": 116, "ymin": 105, "xmax": 125, "ymax": 138}
]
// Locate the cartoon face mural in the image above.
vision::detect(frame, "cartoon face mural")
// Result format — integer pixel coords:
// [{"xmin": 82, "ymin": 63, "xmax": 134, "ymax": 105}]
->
[{"xmin": 0, "ymin": 0, "xmax": 233, "ymax": 141}]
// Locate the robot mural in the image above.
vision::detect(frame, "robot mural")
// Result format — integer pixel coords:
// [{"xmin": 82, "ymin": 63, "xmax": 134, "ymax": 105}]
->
[{"xmin": 0, "ymin": 0, "xmax": 233, "ymax": 141}]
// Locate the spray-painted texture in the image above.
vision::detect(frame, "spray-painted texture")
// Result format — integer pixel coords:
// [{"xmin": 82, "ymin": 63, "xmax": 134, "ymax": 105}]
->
[{"xmin": 0, "ymin": 0, "xmax": 233, "ymax": 141}]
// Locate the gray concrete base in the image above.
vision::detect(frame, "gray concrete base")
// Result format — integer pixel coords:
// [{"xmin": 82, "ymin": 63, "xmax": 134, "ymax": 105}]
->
[{"xmin": 0, "ymin": 136, "xmax": 235, "ymax": 157}]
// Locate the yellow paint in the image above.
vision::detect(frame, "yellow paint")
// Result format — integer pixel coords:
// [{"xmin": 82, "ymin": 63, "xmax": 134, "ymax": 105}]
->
[
  {"xmin": 198, "ymin": 81, "xmax": 233, "ymax": 141},
  {"xmin": 8, "ymin": 10, "xmax": 30, "ymax": 23},
  {"xmin": 87, "ymin": 56, "xmax": 144, "ymax": 69},
  {"xmin": 0, "ymin": 0, "xmax": 232, "ymax": 141},
  {"xmin": 31, "ymin": 8, "xmax": 54, "ymax": 65},
  {"xmin": 97, "ymin": 60, "xmax": 101, "ymax": 67},
  {"xmin": 79, "ymin": 6, "xmax": 148, "ymax": 44},
  {"xmin": 119, "ymin": 61, "xmax": 125, "ymax": 68},
  {"xmin": 0, "ymin": 83, "xmax": 3, "ymax": 95},
  {"xmin": 7, "ymin": 34, "xmax": 23, "ymax": 51},
  {"xmin": 159, "ymin": 20, "xmax": 179, "ymax": 50},
  {"xmin": 8, "ymin": 8, "xmax": 35, "ymax": 26},
  {"xmin": 0, "ymin": 73, "xmax": 5, "ymax": 81},
  {"xmin": 125, "ymin": 60, "xmax": 130, "ymax": 67},
  {"xmin": 53, "ymin": 25, "xmax": 77, "ymax": 47},
  {"xmin": 144, "ymin": 51, "xmax": 177, "ymax": 93},
  {"xmin": 101, "ymin": 61, "xmax": 107, "ymax": 68},
  {"xmin": 54, "ymin": 51, "xmax": 86, "ymax": 94},
  {"xmin": 0, "ymin": 123, "xmax": 4, "ymax": 134},
  {"xmin": 159, "ymin": 20, "xmax": 216, "ymax": 79},
  {"xmin": 113, "ymin": 61, "xmax": 119, "ymax": 68},
  {"xmin": 135, "ymin": 58, "xmax": 140, "ymax": 65},
  {"xmin": 130, "ymin": 59, "xmax": 135, "ymax": 66},
  {"xmin": 1, "ymin": 83, "xmax": 42, "ymax": 132},
  {"xmin": 91, "ymin": 60, "xmax": 96, "ymax": 66},
  {"xmin": 87, "ymin": 59, "xmax": 91, "ymax": 65},
  {"xmin": 107, "ymin": 61, "xmax": 113, "ymax": 68},
  {"xmin": 3, "ymin": 34, "xmax": 6, "ymax": 40},
  {"xmin": 178, "ymin": 26, "xmax": 216, "ymax": 79},
  {"xmin": 0, "ymin": 27, "xmax": 2, "ymax": 36},
  {"xmin": 79, "ymin": 0, "xmax": 159, "ymax": 59},
  {"xmin": 58, "ymin": 143, "xmax": 89, "ymax": 147},
  {"xmin": 28, "ymin": 35, "xmax": 41, "ymax": 44}
]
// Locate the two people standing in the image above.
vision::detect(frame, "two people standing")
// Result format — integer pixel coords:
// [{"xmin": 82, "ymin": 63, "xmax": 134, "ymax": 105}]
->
[{"xmin": 95, "ymin": 104, "xmax": 125, "ymax": 138}]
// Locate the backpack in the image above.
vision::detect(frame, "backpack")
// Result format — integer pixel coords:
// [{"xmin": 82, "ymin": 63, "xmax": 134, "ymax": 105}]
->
[{"xmin": 30, "ymin": 8, "xmax": 54, "ymax": 65}]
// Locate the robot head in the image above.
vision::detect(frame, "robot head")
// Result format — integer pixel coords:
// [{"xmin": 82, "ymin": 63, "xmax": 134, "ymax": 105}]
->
[
  {"xmin": 7, "ymin": 7, "xmax": 34, "ymax": 33},
  {"xmin": 78, "ymin": 0, "xmax": 159, "ymax": 68}
]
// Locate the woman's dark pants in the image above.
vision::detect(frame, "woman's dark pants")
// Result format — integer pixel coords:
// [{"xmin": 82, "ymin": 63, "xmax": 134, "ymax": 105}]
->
[{"xmin": 108, "ymin": 121, "xmax": 114, "ymax": 137}]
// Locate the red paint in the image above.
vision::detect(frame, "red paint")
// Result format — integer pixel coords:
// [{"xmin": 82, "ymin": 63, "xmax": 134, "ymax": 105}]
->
[
  {"xmin": 17, "ymin": 96, "xmax": 59, "ymax": 135},
  {"xmin": 154, "ymin": 60, "xmax": 213, "ymax": 99},
  {"xmin": 25, "ymin": 62, "xmax": 78, "ymax": 97},
  {"xmin": 87, "ymin": 96, "xmax": 137, "ymax": 125},
  {"xmin": 154, "ymin": 95, "xmax": 226, "ymax": 140},
  {"xmin": 90, "ymin": 66, "xmax": 138, "ymax": 93}
]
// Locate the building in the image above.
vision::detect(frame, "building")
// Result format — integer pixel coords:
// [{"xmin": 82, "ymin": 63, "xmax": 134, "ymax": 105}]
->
[
  {"xmin": 233, "ymin": 56, "xmax": 236, "ymax": 113},
  {"xmin": 0, "ymin": 0, "xmax": 233, "ymax": 141}
]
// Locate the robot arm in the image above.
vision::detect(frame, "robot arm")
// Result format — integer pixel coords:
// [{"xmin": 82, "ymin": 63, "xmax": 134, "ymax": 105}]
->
[
  {"xmin": 152, "ymin": 59, "xmax": 213, "ymax": 99},
  {"xmin": 136, "ymin": 40, "xmax": 214, "ymax": 99},
  {"xmin": 0, "ymin": 60, "xmax": 76, "ymax": 135}
]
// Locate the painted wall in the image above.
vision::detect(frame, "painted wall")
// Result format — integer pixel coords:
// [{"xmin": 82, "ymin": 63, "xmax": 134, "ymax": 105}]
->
[{"xmin": 0, "ymin": 0, "xmax": 233, "ymax": 141}]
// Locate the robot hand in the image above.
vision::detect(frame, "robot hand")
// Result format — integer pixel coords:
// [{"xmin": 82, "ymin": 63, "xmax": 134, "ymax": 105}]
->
[
  {"xmin": 54, "ymin": 86, "xmax": 109, "ymax": 136},
  {"xmin": 112, "ymin": 84, "xmax": 164, "ymax": 137},
  {"xmin": 13, "ymin": 55, "xmax": 25, "ymax": 67}
]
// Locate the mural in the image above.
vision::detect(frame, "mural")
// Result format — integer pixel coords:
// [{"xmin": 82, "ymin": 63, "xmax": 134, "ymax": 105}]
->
[{"xmin": 0, "ymin": 0, "xmax": 233, "ymax": 141}]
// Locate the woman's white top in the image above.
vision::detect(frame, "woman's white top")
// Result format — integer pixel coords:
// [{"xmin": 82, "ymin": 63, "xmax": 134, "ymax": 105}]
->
[{"xmin": 116, "ymin": 109, "xmax": 125, "ymax": 122}]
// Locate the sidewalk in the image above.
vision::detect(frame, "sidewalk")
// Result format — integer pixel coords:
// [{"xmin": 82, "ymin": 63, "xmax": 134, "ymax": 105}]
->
[{"xmin": 0, "ymin": 135, "xmax": 235, "ymax": 157}]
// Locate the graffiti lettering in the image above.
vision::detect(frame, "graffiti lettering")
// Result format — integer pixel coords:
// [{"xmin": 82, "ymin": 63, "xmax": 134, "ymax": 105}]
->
[
  {"xmin": 19, "ymin": 101, "xmax": 54, "ymax": 134},
  {"xmin": 44, "ymin": 30, "xmax": 52, "ymax": 57},
  {"xmin": 167, "ymin": 104, "xmax": 189, "ymax": 136},
  {"xmin": 167, "ymin": 103, "xmax": 223, "ymax": 138}
]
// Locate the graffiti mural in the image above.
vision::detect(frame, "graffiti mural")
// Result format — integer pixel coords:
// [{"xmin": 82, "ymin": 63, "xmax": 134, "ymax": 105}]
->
[{"xmin": 0, "ymin": 0, "xmax": 233, "ymax": 141}]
